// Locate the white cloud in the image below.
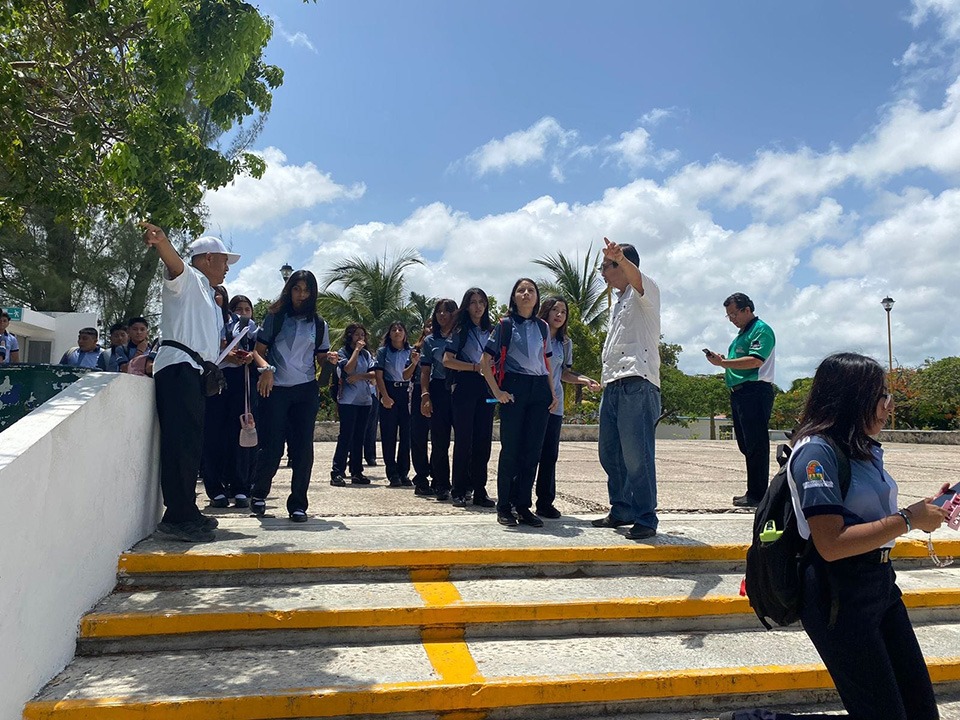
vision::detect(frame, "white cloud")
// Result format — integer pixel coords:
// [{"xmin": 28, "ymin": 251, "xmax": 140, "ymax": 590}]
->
[
  {"xmin": 204, "ymin": 147, "xmax": 365, "ymax": 231},
  {"xmin": 605, "ymin": 127, "xmax": 680, "ymax": 171},
  {"xmin": 270, "ymin": 17, "xmax": 317, "ymax": 53},
  {"xmin": 640, "ymin": 107, "xmax": 676, "ymax": 126},
  {"xmin": 910, "ymin": 0, "xmax": 960, "ymax": 39},
  {"xmin": 464, "ymin": 116, "xmax": 578, "ymax": 176}
]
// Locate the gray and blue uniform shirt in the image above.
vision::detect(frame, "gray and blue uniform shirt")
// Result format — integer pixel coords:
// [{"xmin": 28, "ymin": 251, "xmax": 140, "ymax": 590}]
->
[
  {"xmin": 375, "ymin": 345, "xmax": 413, "ymax": 383},
  {"xmin": 787, "ymin": 435, "xmax": 899, "ymax": 549},
  {"xmin": 421, "ymin": 333, "xmax": 450, "ymax": 381},
  {"xmin": 257, "ymin": 313, "xmax": 331, "ymax": 388},
  {"xmin": 445, "ymin": 324, "xmax": 489, "ymax": 365},
  {"xmin": 483, "ymin": 316, "xmax": 551, "ymax": 376},
  {"xmin": 548, "ymin": 335, "xmax": 573, "ymax": 417},
  {"xmin": 337, "ymin": 347, "xmax": 374, "ymax": 406}
]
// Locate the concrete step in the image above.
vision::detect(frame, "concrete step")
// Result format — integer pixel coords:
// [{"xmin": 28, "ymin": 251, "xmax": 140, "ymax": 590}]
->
[
  {"xmin": 115, "ymin": 513, "xmax": 960, "ymax": 586},
  {"xmin": 26, "ymin": 621, "xmax": 960, "ymax": 720},
  {"xmin": 79, "ymin": 567, "xmax": 960, "ymax": 654}
]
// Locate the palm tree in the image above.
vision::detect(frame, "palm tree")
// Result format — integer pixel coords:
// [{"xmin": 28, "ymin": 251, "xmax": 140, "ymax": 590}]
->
[
  {"xmin": 318, "ymin": 250, "xmax": 424, "ymax": 341},
  {"xmin": 533, "ymin": 245, "xmax": 608, "ymax": 331}
]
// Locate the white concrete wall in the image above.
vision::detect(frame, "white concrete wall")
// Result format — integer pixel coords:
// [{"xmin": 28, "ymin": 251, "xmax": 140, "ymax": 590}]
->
[{"xmin": 0, "ymin": 372, "xmax": 160, "ymax": 720}]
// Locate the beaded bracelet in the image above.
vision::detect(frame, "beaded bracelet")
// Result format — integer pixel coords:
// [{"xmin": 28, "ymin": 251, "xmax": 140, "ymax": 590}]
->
[{"xmin": 896, "ymin": 510, "xmax": 912, "ymax": 532}]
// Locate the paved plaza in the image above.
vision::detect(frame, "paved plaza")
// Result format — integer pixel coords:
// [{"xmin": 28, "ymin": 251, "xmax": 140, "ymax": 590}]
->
[{"xmin": 224, "ymin": 438, "xmax": 958, "ymax": 522}]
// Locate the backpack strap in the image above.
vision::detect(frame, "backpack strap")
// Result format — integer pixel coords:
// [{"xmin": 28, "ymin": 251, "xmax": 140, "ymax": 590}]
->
[
  {"xmin": 260, "ymin": 310, "xmax": 288, "ymax": 348},
  {"xmin": 314, "ymin": 317, "xmax": 326, "ymax": 354},
  {"xmin": 807, "ymin": 435, "xmax": 853, "ymax": 629}
]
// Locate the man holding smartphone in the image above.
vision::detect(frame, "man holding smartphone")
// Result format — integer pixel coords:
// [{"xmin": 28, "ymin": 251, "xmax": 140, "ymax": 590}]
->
[{"xmin": 704, "ymin": 293, "xmax": 776, "ymax": 508}]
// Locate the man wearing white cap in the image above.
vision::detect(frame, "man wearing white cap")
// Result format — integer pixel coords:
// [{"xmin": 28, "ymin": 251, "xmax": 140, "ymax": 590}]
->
[{"xmin": 142, "ymin": 222, "xmax": 240, "ymax": 542}]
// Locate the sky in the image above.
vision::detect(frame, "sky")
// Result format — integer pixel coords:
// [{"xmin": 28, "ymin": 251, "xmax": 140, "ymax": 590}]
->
[{"xmin": 204, "ymin": 0, "xmax": 960, "ymax": 384}]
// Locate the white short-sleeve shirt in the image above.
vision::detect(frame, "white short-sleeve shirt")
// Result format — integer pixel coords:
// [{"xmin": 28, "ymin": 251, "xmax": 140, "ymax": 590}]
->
[
  {"xmin": 153, "ymin": 265, "xmax": 222, "ymax": 375},
  {"xmin": 601, "ymin": 275, "xmax": 661, "ymax": 389}
]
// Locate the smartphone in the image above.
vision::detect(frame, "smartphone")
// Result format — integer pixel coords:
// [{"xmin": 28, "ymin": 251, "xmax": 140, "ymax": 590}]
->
[
  {"xmin": 702, "ymin": 348, "xmax": 713, "ymax": 357},
  {"xmin": 235, "ymin": 349, "xmax": 250, "ymax": 359},
  {"xmin": 932, "ymin": 481, "xmax": 960, "ymax": 507}
]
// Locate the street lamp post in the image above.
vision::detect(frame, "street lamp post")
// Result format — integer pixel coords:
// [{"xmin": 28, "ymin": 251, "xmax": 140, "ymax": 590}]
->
[
  {"xmin": 279, "ymin": 263, "xmax": 293, "ymax": 282},
  {"xmin": 881, "ymin": 296, "xmax": 895, "ymax": 429}
]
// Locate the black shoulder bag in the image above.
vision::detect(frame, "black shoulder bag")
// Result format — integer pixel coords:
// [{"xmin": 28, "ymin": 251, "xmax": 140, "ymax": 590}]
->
[{"xmin": 160, "ymin": 340, "xmax": 227, "ymax": 396}]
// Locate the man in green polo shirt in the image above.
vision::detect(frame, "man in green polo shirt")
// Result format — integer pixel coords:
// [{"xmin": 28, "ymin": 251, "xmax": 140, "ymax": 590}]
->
[{"xmin": 705, "ymin": 292, "xmax": 776, "ymax": 507}]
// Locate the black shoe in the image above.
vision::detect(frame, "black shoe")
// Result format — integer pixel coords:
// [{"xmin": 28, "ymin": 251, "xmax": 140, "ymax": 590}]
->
[
  {"xmin": 196, "ymin": 513, "xmax": 219, "ymax": 529},
  {"xmin": 625, "ymin": 524, "xmax": 656, "ymax": 540},
  {"xmin": 517, "ymin": 509, "xmax": 544, "ymax": 528},
  {"xmin": 233, "ymin": 494, "xmax": 250, "ymax": 509},
  {"xmin": 400, "ymin": 477, "xmax": 413, "ymax": 487},
  {"xmin": 289, "ymin": 511, "xmax": 308, "ymax": 523},
  {"xmin": 451, "ymin": 495, "xmax": 468, "ymax": 507},
  {"xmin": 351, "ymin": 473, "xmax": 372, "ymax": 485},
  {"xmin": 209, "ymin": 495, "xmax": 229, "ymax": 509},
  {"xmin": 473, "ymin": 495, "xmax": 496, "ymax": 508},
  {"xmin": 591, "ymin": 514, "xmax": 631, "ymax": 528},
  {"xmin": 733, "ymin": 494, "xmax": 762, "ymax": 508},
  {"xmin": 365, "ymin": 459, "xmax": 377, "ymax": 467},
  {"xmin": 330, "ymin": 474, "xmax": 346, "ymax": 487},
  {"xmin": 415, "ymin": 486, "xmax": 437, "ymax": 497},
  {"xmin": 251, "ymin": 499, "xmax": 266, "ymax": 516},
  {"xmin": 388, "ymin": 476, "xmax": 402, "ymax": 488},
  {"xmin": 156, "ymin": 520, "xmax": 215, "ymax": 543},
  {"xmin": 536, "ymin": 505, "xmax": 562, "ymax": 519},
  {"xmin": 497, "ymin": 510, "xmax": 519, "ymax": 527},
  {"xmin": 435, "ymin": 491, "xmax": 450, "ymax": 501},
  {"xmin": 464, "ymin": 491, "xmax": 474, "ymax": 502}
]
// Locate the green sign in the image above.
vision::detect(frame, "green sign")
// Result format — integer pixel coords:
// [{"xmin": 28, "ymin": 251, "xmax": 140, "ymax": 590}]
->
[{"xmin": 2, "ymin": 307, "xmax": 23, "ymax": 321}]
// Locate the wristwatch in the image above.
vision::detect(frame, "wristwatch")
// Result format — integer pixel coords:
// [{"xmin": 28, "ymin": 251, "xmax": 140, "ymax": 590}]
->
[{"xmin": 257, "ymin": 365, "xmax": 276, "ymax": 374}]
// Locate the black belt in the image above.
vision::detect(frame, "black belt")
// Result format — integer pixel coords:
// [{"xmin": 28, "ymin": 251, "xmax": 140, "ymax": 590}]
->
[
  {"xmin": 730, "ymin": 381, "xmax": 769, "ymax": 393},
  {"xmin": 842, "ymin": 548, "xmax": 891, "ymax": 564},
  {"xmin": 390, "ymin": 381, "xmax": 410, "ymax": 388}
]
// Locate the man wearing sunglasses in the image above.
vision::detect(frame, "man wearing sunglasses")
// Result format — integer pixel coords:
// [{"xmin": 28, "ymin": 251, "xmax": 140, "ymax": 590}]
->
[
  {"xmin": 591, "ymin": 237, "xmax": 661, "ymax": 541},
  {"xmin": 704, "ymin": 292, "xmax": 776, "ymax": 508}
]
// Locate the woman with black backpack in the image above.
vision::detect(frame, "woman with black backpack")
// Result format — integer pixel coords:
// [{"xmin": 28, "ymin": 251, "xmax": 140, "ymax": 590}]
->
[
  {"xmin": 249, "ymin": 270, "xmax": 334, "ymax": 522},
  {"xmin": 722, "ymin": 352, "xmax": 946, "ymax": 720}
]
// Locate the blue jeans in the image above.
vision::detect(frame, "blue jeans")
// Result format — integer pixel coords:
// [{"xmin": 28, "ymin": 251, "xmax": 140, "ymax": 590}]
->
[{"xmin": 598, "ymin": 376, "xmax": 659, "ymax": 529}]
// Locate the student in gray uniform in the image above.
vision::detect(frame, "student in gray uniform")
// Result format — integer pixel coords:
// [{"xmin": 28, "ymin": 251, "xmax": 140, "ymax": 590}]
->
[
  {"xmin": 331, "ymin": 324, "xmax": 376, "ymax": 486},
  {"xmin": 722, "ymin": 352, "xmax": 946, "ymax": 720},
  {"xmin": 420, "ymin": 298, "xmax": 458, "ymax": 500},
  {"xmin": 97, "ymin": 323, "xmax": 131, "ymax": 372},
  {"xmin": 534, "ymin": 296, "xmax": 601, "ymax": 518},
  {"xmin": 374, "ymin": 321, "xmax": 420, "ymax": 487},
  {"xmin": 443, "ymin": 288, "xmax": 496, "ymax": 508},
  {"xmin": 250, "ymin": 270, "xmax": 333, "ymax": 522},
  {"xmin": 224, "ymin": 295, "xmax": 260, "ymax": 504},
  {"xmin": 363, "ymin": 377, "xmax": 379, "ymax": 466},
  {"xmin": 409, "ymin": 325, "xmax": 432, "ymax": 492},
  {"xmin": 481, "ymin": 278, "xmax": 557, "ymax": 527}
]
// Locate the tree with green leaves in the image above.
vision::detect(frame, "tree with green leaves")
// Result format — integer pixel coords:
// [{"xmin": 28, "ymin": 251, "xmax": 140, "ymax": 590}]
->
[
  {"xmin": 318, "ymin": 251, "xmax": 425, "ymax": 340},
  {"xmin": 533, "ymin": 246, "xmax": 608, "ymax": 331},
  {"xmin": 0, "ymin": 0, "xmax": 294, "ymax": 314}
]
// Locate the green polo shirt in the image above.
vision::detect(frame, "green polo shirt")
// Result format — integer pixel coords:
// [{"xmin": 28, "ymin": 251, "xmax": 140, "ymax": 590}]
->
[{"xmin": 725, "ymin": 317, "xmax": 776, "ymax": 388}]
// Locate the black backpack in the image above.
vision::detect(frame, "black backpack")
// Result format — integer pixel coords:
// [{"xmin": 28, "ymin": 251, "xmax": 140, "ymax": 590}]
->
[{"xmin": 744, "ymin": 436, "xmax": 850, "ymax": 629}]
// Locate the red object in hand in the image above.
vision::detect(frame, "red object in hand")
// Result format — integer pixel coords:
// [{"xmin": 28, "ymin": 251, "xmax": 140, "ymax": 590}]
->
[{"xmin": 739, "ymin": 577, "xmax": 747, "ymax": 597}]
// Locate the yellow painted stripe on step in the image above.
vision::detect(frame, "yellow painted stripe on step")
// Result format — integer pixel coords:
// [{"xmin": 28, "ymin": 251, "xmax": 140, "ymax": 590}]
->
[
  {"xmin": 23, "ymin": 658, "xmax": 960, "ymax": 719},
  {"xmin": 412, "ymin": 573, "xmax": 482, "ymax": 686},
  {"xmin": 78, "ymin": 587, "xmax": 960, "ymax": 638},
  {"xmin": 118, "ymin": 537, "xmax": 960, "ymax": 574},
  {"xmin": 118, "ymin": 544, "xmax": 750, "ymax": 574}
]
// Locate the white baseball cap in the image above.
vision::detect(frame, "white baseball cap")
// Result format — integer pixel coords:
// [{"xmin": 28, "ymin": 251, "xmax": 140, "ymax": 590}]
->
[{"xmin": 187, "ymin": 236, "xmax": 240, "ymax": 265}]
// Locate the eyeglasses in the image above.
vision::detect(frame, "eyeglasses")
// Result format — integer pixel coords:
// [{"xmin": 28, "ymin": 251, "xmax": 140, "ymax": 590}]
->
[
  {"xmin": 726, "ymin": 309, "xmax": 740, "ymax": 320},
  {"xmin": 599, "ymin": 261, "xmax": 619, "ymax": 272}
]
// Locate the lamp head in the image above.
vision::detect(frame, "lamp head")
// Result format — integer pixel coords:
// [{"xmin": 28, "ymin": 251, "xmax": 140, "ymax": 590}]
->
[{"xmin": 881, "ymin": 296, "xmax": 895, "ymax": 312}]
